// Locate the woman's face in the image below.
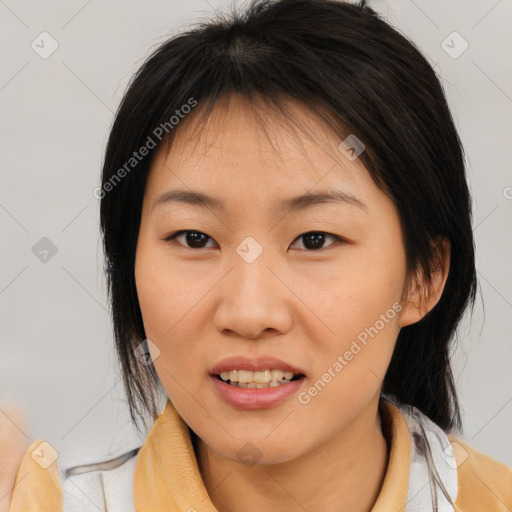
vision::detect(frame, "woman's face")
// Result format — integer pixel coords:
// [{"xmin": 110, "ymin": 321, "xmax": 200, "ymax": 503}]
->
[{"xmin": 135, "ymin": 95, "xmax": 416, "ymax": 465}]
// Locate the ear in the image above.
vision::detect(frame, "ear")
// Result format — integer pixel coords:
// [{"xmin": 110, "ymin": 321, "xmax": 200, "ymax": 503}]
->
[{"xmin": 399, "ymin": 236, "xmax": 451, "ymax": 328}]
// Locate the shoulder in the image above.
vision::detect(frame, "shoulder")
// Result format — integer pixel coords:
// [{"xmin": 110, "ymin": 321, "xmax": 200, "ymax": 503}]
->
[
  {"xmin": 449, "ymin": 435, "xmax": 512, "ymax": 511},
  {"xmin": 381, "ymin": 395, "xmax": 512, "ymax": 511},
  {"xmin": 61, "ymin": 446, "xmax": 141, "ymax": 512}
]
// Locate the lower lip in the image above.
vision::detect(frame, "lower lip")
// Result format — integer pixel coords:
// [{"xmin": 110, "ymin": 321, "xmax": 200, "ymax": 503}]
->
[{"xmin": 210, "ymin": 375, "xmax": 305, "ymax": 409}]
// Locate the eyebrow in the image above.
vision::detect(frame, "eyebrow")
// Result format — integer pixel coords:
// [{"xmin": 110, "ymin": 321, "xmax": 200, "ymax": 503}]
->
[{"xmin": 151, "ymin": 188, "xmax": 367, "ymax": 214}]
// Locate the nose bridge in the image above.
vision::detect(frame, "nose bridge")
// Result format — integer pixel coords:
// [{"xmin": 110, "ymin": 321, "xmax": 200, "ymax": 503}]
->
[
  {"xmin": 213, "ymin": 238, "xmax": 292, "ymax": 338},
  {"xmin": 230, "ymin": 237, "xmax": 278, "ymax": 309}
]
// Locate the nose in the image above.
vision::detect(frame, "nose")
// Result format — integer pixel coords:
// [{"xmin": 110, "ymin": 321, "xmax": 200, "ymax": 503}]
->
[{"xmin": 212, "ymin": 251, "xmax": 293, "ymax": 340}]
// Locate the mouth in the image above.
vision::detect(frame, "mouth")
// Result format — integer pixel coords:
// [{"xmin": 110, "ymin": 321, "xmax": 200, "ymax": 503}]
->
[
  {"xmin": 215, "ymin": 369, "xmax": 306, "ymax": 389},
  {"xmin": 209, "ymin": 357, "xmax": 307, "ymax": 409}
]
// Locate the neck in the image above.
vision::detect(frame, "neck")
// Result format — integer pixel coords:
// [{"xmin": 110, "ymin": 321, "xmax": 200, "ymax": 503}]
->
[{"xmin": 196, "ymin": 397, "xmax": 390, "ymax": 512}]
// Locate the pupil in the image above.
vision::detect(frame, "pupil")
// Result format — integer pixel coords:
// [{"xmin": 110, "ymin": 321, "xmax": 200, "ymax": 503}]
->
[
  {"xmin": 304, "ymin": 232, "xmax": 325, "ymax": 250},
  {"xmin": 187, "ymin": 231, "xmax": 207, "ymax": 248}
]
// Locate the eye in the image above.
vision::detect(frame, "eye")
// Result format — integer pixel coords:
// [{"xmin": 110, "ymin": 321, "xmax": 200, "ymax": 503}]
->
[
  {"xmin": 165, "ymin": 230, "xmax": 342, "ymax": 251},
  {"xmin": 290, "ymin": 231, "xmax": 340, "ymax": 251},
  {"xmin": 164, "ymin": 230, "xmax": 217, "ymax": 249}
]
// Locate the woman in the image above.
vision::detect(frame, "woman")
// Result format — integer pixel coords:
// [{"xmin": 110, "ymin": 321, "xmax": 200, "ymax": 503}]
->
[{"xmin": 7, "ymin": 0, "xmax": 512, "ymax": 510}]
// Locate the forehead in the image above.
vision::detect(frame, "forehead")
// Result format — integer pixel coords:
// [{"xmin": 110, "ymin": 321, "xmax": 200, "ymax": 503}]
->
[{"xmin": 145, "ymin": 94, "xmax": 377, "ymax": 209}]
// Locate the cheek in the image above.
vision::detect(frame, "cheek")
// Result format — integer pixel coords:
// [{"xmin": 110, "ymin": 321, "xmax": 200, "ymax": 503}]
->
[
  {"xmin": 311, "ymin": 245, "xmax": 405, "ymax": 339},
  {"xmin": 309, "ymin": 244, "xmax": 405, "ymax": 388},
  {"xmin": 135, "ymin": 242, "xmax": 199, "ymax": 339},
  {"xmin": 135, "ymin": 247, "xmax": 194, "ymax": 400},
  {"xmin": 135, "ymin": 257, "xmax": 171, "ymax": 339},
  {"xmin": 343, "ymin": 235, "xmax": 406, "ymax": 316},
  {"xmin": 134, "ymin": 240, "xmax": 211, "ymax": 387}
]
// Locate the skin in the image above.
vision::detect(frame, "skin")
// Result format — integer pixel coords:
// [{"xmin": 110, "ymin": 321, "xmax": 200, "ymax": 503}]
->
[{"xmin": 135, "ymin": 93, "xmax": 450, "ymax": 512}]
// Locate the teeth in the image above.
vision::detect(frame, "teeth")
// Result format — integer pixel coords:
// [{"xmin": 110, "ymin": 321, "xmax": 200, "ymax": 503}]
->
[
  {"xmin": 238, "ymin": 370, "xmax": 254, "ymax": 384},
  {"xmin": 254, "ymin": 370, "xmax": 271, "ymax": 383},
  {"xmin": 237, "ymin": 380, "xmax": 291, "ymax": 388},
  {"xmin": 270, "ymin": 369, "xmax": 283, "ymax": 381},
  {"xmin": 218, "ymin": 368, "xmax": 301, "ymax": 388}
]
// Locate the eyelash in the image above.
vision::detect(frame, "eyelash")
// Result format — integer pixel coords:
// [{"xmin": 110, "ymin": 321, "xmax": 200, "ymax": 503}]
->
[{"xmin": 163, "ymin": 230, "xmax": 344, "ymax": 252}]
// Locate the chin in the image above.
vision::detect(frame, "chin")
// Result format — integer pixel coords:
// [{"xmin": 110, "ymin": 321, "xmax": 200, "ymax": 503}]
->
[{"xmin": 214, "ymin": 436, "xmax": 302, "ymax": 467}]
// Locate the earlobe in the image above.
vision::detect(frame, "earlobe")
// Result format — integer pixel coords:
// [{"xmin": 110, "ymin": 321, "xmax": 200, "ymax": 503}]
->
[{"xmin": 398, "ymin": 237, "xmax": 451, "ymax": 328}]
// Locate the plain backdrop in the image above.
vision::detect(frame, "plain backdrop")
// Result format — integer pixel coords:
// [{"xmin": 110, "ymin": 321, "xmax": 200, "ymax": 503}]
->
[{"xmin": 1, "ymin": 0, "xmax": 511, "ymax": 473}]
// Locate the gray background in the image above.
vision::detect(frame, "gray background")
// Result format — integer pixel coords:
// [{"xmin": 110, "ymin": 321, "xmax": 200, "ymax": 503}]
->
[{"xmin": 1, "ymin": 0, "xmax": 511, "ymax": 472}]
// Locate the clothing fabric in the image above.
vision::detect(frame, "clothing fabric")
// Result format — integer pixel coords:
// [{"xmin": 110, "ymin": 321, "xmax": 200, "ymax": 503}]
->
[{"xmin": 8, "ymin": 395, "xmax": 512, "ymax": 511}]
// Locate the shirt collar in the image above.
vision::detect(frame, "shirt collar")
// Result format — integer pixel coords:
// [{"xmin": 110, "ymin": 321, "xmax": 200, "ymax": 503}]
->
[{"xmin": 134, "ymin": 398, "xmax": 413, "ymax": 512}]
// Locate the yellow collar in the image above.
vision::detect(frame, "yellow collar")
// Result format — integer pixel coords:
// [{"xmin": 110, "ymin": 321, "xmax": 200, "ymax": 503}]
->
[{"xmin": 133, "ymin": 398, "xmax": 411, "ymax": 512}]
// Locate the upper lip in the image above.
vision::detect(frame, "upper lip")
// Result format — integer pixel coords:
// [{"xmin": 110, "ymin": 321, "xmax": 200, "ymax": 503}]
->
[{"xmin": 210, "ymin": 356, "xmax": 306, "ymax": 376}]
